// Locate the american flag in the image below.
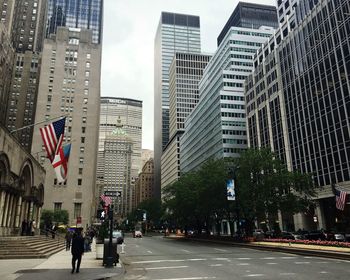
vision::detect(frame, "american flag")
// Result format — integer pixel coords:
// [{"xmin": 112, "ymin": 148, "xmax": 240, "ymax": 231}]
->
[
  {"xmin": 335, "ymin": 186, "xmax": 347, "ymax": 211},
  {"xmin": 100, "ymin": 194, "xmax": 112, "ymax": 206},
  {"xmin": 40, "ymin": 118, "xmax": 66, "ymax": 162}
]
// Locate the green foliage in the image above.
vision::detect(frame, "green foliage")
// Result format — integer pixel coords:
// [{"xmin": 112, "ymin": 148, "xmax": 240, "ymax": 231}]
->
[
  {"xmin": 97, "ymin": 220, "xmax": 109, "ymax": 240},
  {"xmin": 40, "ymin": 209, "xmax": 69, "ymax": 226},
  {"xmin": 235, "ymin": 148, "xmax": 316, "ymax": 231},
  {"xmin": 162, "ymin": 149, "xmax": 317, "ymax": 235}
]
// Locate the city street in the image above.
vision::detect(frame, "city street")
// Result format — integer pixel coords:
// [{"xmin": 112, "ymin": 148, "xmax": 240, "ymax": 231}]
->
[{"xmin": 120, "ymin": 235, "xmax": 350, "ymax": 280}]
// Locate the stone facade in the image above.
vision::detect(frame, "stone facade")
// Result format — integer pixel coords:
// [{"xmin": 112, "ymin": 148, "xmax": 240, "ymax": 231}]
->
[{"xmin": 0, "ymin": 125, "xmax": 45, "ymax": 236}]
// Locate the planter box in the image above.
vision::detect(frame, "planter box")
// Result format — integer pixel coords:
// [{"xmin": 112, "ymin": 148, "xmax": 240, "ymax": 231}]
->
[{"xmin": 96, "ymin": 243, "xmax": 104, "ymax": 259}]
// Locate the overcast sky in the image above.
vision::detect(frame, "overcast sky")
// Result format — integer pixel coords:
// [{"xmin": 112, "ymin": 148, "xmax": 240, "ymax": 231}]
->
[{"xmin": 101, "ymin": 0, "xmax": 276, "ymax": 150}]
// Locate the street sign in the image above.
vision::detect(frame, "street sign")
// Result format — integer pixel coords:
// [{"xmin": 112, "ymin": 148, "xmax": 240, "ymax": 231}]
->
[{"xmin": 104, "ymin": 191, "xmax": 121, "ymax": 197}]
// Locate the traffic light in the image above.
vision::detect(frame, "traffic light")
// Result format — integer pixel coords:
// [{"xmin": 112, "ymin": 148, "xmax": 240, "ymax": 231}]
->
[{"xmin": 97, "ymin": 209, "xmax": 106, "ymax": 220}]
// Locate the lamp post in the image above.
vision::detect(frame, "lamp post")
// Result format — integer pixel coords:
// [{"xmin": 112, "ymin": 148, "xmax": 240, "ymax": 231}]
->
[{"xmin": 105, "ymin": 204, "xmax": 114, "ymax": 268}]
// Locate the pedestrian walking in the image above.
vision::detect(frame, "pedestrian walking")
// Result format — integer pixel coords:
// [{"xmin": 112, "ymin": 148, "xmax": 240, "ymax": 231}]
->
[
  {"xmin": 21, "ymin": 219, "xmax": 28, "ymax": 236},
  {"xmin": 71, "ymin": 229, "xmax": 84, "ymax": 274},
  {"xmin": 52, "ymin": 223, "xmax": 57, "ymax": 239},
  {"xmin": 31, "ymin": 220, "xmax": 36, "ymax": 236},
  {"xmin": 65, "ymin": 231, "xmax": 72, "ymax": 251},
  {"xmin": 27, "ymin": 220, "xmax": 32, "ymax": 236}
]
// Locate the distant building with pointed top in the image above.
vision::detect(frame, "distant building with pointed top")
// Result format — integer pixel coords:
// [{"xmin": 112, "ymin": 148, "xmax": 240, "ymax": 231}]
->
[{"xmin": 97, "ymin": 97, "xmax": 142, "ymax": 217}]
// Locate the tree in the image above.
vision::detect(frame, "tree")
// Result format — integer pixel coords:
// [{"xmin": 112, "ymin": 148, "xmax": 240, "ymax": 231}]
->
[
  {"xmin": 40, "ymin": 209, "xmax": 69, "ymax": 226},
  {"xmin": 235, "ymin": 148, "xmax": 316, "ymax": 234}
]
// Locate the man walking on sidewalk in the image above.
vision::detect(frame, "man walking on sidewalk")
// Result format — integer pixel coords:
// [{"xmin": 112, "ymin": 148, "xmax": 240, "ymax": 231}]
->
[{"xmin": 71, "ymin": 229, "xmax": 84, "ymax": 273}]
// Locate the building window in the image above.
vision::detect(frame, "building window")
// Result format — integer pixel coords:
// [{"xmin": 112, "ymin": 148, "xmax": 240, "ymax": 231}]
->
[
  {"xmin": 74, "ymin": 203, "xmax": 82, "ymax": 219},
  {"xmin": 54, "ymin": 202, "xmax": 62, "ymax": 211},
  {"xmin": 79, "ymin": 157, "xmax": 84, "ymax": 164},
  {"xmin": 78, "ymin": 179, "xmax": 82, "ymax": 185},
  {"xmin": 81, "ymin": 137, "xmax": 85, "ymax": 143},
  {"xmin": 79, "ymin": 168, "xmax": 83, "ymax": 175}
]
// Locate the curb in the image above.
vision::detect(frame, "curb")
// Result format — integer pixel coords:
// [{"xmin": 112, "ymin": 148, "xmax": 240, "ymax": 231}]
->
[{"xmin": 168, "ymin": 236, "xmax": 350, "ymax": 261}]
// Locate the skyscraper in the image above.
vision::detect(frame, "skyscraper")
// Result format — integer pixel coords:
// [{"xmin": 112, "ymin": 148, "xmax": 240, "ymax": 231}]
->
[
  {"xmin": 245, "ymin": 0, "xmax": 349, "ymax": 231},
  {"xmin": 217, "ymin": 2, "xmax": 278, "ymax": 46},
  {"xmin": 181, "ymin": 26, "xmax": 274, "ymax": 174},
  {"xmin": 1, "ymin": 0, "xmax": 47, "ymax": 150},
  {"xmin": 154, "ymin": 12, "xmax": 201, "ymax": 198},
  {"xmin": 45, "ymin": 0, "xmax": 103, "ymax": 44},
  {"xmin": 161, "ymin": 52, "xmax": 211, "ymax": 189},
  {"xmin": 31, "ymin": 27, "xmax": 102, "ymax": 226},
  {"xmin": 98, "ymin": 97, "xmax": 142, "ymax": 215}
]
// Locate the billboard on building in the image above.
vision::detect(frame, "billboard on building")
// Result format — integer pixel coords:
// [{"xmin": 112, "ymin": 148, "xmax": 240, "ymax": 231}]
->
[{"xmin": 227, "ymin": 179, "xmax": 235, "ymax": 201}]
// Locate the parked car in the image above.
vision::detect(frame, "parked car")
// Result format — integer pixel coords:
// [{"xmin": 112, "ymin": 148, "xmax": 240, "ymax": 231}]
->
[
  {"xmin": 281, "ymin": 231, "xmax": 295, "ymax": 240},
  {"xmin": 306, "ymin": 230, "xmax": 326, "ymax": 241},
  {"xmin": 334, "ymin": 233, "xmax": 346, "ymax": 242},
  {"xmin": 112, "ymin": 230, "xmax": 124, "ymax": 244},
  {"xmin": 134, "ymin": 230, "xmax": 142, "ymax": 238},
  {"xmin": 292, "ymin": 232, "xmax": 307, "ymax": 240},
  {"xmin": 253, "ymin": 229, "xmax": 265, "ymax": 240}
]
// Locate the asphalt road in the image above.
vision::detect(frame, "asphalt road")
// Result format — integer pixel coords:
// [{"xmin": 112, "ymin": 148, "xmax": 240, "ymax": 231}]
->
[{"xmin": 119, "ymin": 234, "xmax": 350, "ymax": 280}]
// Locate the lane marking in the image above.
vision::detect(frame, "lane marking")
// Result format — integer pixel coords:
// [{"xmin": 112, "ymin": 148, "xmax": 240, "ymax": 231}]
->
[
  {"xmin": 212, "ymin": 258, "xmax": 229, "ymax": 261},
  {"xmin": 131, "ymin": 258, "xmax": 207, "ymax": 264},
  {"xmin": 244, "ymin": 274, "xmax": 264, "ymax": 277},
  {"xmin": 280, "ymin": 273, "xmax": 296, "ymax": 276},
  {"xmin": 316, "ymin": 261, "xmax": 329, "ymax": 264},
  {"xmin": 261, "ymin": 257, "xmax": 275, "ymax": 260},
  {"xmin": 133, "ymin": 265, "xmax": 188, "ymax": 270},
  {"xmin": 214, "ymin": 248, "xmax": 227, "ymax": 252},
  {"xmin": 281, "ymin": 257, "xmax": 296, "ymax": 259},
  {"xmin": 320, "ymin": 271, "xmax": 328, "ymax": 274},
  {"xmin": 147, "ymin": 250, "xmax": 153, "ymax": 254},
  {"xmin": 237, "ymin": 263, "xmax": 250, "ymax": 266},
  {"xmin": 238, "ymin": 258, "xmax": 251, "ymax": 260},
  {"xmin": 151, "ymin": 277, "xmax": 216, "ymax": 280},
  {"xmin": 210, "ymin": 264, "xmax": 223, "ymax": 267},
  {"xmin": 182, "ymin": 249, "xmax": 191, "ymax": 253},
  {"xmin": 267, "ymin": 263, "xmax": 277, "ymax": 265},
  {"xmin": 295, "ymin": 261, "xmax": 310, "ymax": 264}
]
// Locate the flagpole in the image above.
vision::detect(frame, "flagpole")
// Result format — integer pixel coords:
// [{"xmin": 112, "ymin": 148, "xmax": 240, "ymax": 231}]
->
[{"xmin": 10, "ymin": 114, "xmax": 69, "ymax": 134}]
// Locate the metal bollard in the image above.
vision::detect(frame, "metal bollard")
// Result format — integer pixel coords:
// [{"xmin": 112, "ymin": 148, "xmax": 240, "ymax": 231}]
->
[{"xmin": 120, "ymin": 243, "xmax": 125, "ymax": 254}]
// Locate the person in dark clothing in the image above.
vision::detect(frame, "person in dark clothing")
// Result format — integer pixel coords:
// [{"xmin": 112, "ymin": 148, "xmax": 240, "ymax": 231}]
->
[
  {"xmin": 21, "ymin": 220, "xmax": 28, "ymax": 236},
  {"xmin": 71, "ymin": 230, "xmax": 84, "ymax": 273},
  {"xmin": 65, "ymin": 231, "xmax": 72, "ymax": 251}
]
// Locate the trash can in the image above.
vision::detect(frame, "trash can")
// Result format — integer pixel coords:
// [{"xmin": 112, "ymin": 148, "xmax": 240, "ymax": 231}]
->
[{"xmin": 103, "ymin": 238, "xmax": 119, "ymax": 266}]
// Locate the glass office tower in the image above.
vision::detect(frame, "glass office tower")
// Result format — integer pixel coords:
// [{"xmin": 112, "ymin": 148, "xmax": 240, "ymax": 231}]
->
[
  {"xmin": 46, "ymin": 0, "xmax": 103, "ymax": 44},
  {"xmin": 154, "ymin": 12, "xmax": 201, "ymax": 197}
]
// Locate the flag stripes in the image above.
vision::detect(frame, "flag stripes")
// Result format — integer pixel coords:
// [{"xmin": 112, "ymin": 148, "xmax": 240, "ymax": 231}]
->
[
  {"xmin": 100, "ymin": 194, "xmax": 112, "ymax": 206},
  {"xmin": 335, "ymin": 188, "xmax": 347, "ymax": 211}
]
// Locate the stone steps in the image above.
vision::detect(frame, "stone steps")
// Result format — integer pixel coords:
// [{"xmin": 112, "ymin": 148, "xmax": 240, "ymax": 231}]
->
[{"xmin": 0, "ymin": 235, "xmax": 65, "ymax": 259}]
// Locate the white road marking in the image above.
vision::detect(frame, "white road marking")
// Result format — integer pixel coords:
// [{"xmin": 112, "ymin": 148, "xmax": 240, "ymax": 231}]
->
[
  {"xmin": 214, "ymin": 248, "xmax": 227, "ymax": 252},
  {"xmin": 261, "ymin": 257, "xmax": 275, "ymax": 259},
  {"xmin": 281, "ymin": 257, "xmax": 296, "ymax": 259},
  {"xmin": 316, "ymin": 261, "xmax": 329, "ymax": 264},
  {"xmin": 237, "ymin": 263, "xmax": 250, "ymax": 266},
  {"xmin": 210, "ymin": 264, "xmax": 223, "ymax": 267},
  {"xmin": 244, "ymin": 274, "xmax": 264, "ymax": 277},
  {"xmin": 267, "ymin": 263, "xmax": 277, "ymax": 265},
  {"xmin": 131, "ymin": 259, "xmax": 206, "ymax": 264},
  {"xmin": 295, "ymin": 261, "xmax": 310, "ymax": 264},
  {"xmin": 182, "ymin": 249, "xmax": 191, "ymax": 253},
  {"xmin": 135, "ymin": 245, "xmax": 139, "ymax": 248},
  {"xmin": 133, "ymin": 265, "xmax": 188, "ymax": 271},
  {"xmin": 280, "ymin": 273, "xmax": 296, "ymax": 276},
  {"xmin": 147, "ymin": 250, "xmax": 153, "ymax": 254},
  {"xmin": 151, "ymin": 277, "xmax": 216, "ymax": 280},
  {"xmin": 238, "ymin": 258, "xmax": 251, "ymax": 260},
  {"xmin": 212, "ymin": 258, "xmax": 229, "ymax": 261},
  {"xmin": 304, "ymin": 256, "xmax": 313, "ymax": 259},
  {"xmin": 320, "ymin": 271, "xmax": 328, "ymax": 274}
]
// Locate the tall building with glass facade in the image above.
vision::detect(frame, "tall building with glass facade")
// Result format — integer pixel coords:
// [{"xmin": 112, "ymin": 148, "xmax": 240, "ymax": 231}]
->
[
  {"xmin": 154, "ymin": 12, "xmax": 201, "ymax": 198},
  {"xmin": 217, "ymin": 2, "xmax": 278, "ymax": 47},
  {"xmin": 45, "ymin": 0, "xmax": 103, "ymax": 44},
  {"xmin": 97, "ymin": 97, "xmax": 142, "ymax": 215},
  {"xmin": 180, "ymin": 26, "xmax": 274, "ymax": 174},
  {"xmin": 161, "ymin": 52, "xmax": 211, "ymax": 189},
  {"xmin": 245, "ymin": 0, "xmax": 350, "ymax": 231}
]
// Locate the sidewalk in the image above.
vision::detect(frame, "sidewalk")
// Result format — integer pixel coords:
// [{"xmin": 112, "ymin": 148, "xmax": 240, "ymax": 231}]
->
[{"xmin": 1, "ymin": 239, "xmax": 123, "ymax": 280}]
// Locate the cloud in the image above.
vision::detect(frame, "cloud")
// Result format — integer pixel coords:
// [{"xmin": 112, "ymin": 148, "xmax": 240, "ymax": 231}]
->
[{"xmin": 101, "ymin": 0, "xmax": 276, "ymax": 150}]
